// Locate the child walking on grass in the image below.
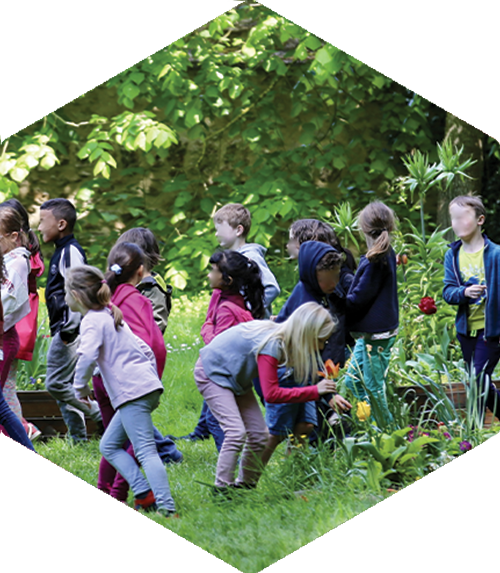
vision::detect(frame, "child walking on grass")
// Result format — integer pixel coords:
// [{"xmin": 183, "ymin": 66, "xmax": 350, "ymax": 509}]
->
[
  {"xmin": 344, "ymin": 201, "xmax": 399, "ymax": 426},
  {"xmin": 116, "ymin": 227, "xmax": 172, "ymax": 334},
  {"xmin": 0, "ymin": 207, "xmax": 40, "ymax": 447},
  {"xmin": 195, "ymin": 302, "xmax": 337, "ymax": 492},
  {"xmin": 0, "ymin": 245, "xmax": 35, "ymax": 451},
  {"xmin": 67, "ymin": 265, "xmax": 177, "ymax": 518},
  {"xmin": 38, "ymin": 198, "xmax": 102, "ymax": 441},
  {"xmin": 173, "ymin": 250, "xmax": 265, "ymax": 451},
  {"xmin": 0, "ymin": 199, "xmax": 44, "ymax": 441},
  {"xmin": 94, "ymin": 242, "xmax": 182, "ymax": 503}
]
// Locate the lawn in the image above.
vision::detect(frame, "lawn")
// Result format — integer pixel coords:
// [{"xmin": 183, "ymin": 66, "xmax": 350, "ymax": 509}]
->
[{"xmin": 35, "ymin": 293, "xmax": 389, "ymax": 573}]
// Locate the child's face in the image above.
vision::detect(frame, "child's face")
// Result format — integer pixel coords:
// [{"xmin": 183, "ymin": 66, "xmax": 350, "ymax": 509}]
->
[
  {"xmin": 316, "ymin": 267, "xmax": 340, "ymax": 295},
  {"xmin": 38, "ymin": 209, "xmax": 65, "ymax": 243},
  {"xmin": 450, "ymin": 204, "xmax": 484, "ymax": 241},
  {"xmin": 214, "ymin": 219, "xmax": 241, "ymax": 249},
  {"xmin": 65, "ymin": 288, "xmax": 80, "ymax": 312},
  {"xmin": 286, "ymin": 231, "xmax": 300, "ymax": 260},
  {"xmin": 207, "ymin": 264, "xmax": 226, "ymax": 290},
  {"xmin": 0, "ymin": 227, "xmax": 19, "ymax": 254}
]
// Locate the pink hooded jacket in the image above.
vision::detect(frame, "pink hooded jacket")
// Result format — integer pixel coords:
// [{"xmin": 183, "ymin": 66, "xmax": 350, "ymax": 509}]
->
[
  {"xmin": 200, "ymin": 288, "xmax": 253, "ymax": 345},
  {"xmin": 111, "ymin": 283, "xmax": 167, "ymax": 377}
]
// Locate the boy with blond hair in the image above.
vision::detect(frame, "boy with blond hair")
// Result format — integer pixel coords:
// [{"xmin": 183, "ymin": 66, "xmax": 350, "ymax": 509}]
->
[
  {"xmin": 213, "ymin": 203, "xmax": 280, "ymax": 317},
  {"xmin": 443, "ymin": 195, "xmax": 500, "ymax": 422}
]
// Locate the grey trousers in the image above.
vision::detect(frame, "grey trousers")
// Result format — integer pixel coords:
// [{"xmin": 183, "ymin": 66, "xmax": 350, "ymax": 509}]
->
[{"xmin": 45, "ymin": 332, "xmax": 102, "ymax": 441}]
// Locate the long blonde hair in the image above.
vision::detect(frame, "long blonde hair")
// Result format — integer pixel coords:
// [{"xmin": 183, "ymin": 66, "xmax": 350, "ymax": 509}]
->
[
  {"xmin": 66, "ymin": 265, "xmax": 123, "ymax": 329},
  {"xmin": 247, "ymin": 302, "xmax": 336, "ymax": 384}
]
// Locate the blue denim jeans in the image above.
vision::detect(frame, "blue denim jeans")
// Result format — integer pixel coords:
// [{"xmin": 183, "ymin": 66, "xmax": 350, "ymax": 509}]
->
[
  {"xmin": 0, "ymin": 385, "xmax": 35, "ymax": 451},
  {"xmin": 100, "ymin": 390, "xmax": 175, "ymax": 512}
]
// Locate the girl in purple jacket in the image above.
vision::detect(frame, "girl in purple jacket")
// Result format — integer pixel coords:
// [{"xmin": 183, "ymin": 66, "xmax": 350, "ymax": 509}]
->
[{"xmin": 66, "ymin": 265, "xmax": 177, "ymax": 519}]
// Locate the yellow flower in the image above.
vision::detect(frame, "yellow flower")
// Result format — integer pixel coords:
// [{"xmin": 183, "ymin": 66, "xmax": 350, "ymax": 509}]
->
[
  {"xmin": 357, "ymin": 401, "xmax": 371, "ymax": 422},
  {"xmin": 38, "ymin": 287, "xmax": 46, "ymax": 304},
  {"xmin": 440, "ymin": 374, "xmax": 449, "ymax": 384},
  {"xmin": 36, "ymin": 378, "xmax": 42, "ymax": 384}
]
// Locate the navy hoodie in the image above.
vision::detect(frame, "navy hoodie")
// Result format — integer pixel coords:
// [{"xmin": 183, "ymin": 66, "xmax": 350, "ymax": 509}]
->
[
  {"xmin": 276, "ymin": 241, "xmax": 354, "ymax": 366},
  {"xmin": 346, "ymin": 247, "xmax": 398, "ymax": 334}
]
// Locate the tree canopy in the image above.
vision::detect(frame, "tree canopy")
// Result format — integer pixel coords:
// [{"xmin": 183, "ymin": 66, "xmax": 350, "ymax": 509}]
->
[{"xmin": 1, "ymin": 3, "xmax": 495, "ymax": 292}]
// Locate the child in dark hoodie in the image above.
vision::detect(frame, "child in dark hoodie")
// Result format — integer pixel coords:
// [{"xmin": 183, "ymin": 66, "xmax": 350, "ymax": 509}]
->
[
  {"xmin": 260, "ymin": 241, "xmax": 352, "ymax": 464},
  {"xmin": 172, "ymin": 250, "xmax": 266, "ymax": 451},
  {"xmin": 286, "ymin": 220, "xmax": 357, "ymax": 444}
]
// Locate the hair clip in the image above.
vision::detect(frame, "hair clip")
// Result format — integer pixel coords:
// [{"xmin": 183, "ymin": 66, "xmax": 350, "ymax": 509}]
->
[{"xmin": 110, "ymin": 264, "xmax": 122, "ymax": 275}]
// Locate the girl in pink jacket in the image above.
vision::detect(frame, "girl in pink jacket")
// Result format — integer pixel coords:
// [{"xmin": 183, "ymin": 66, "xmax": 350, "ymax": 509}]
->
[{"xmin": 172, "ymin": 250, "xmax": 265, "ymax": 451}]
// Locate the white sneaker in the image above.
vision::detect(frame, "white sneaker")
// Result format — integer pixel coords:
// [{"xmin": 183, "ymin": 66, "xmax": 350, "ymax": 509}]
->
[{"xmin": 27, "ymin": 423, "xmax": 42, "ymax": 442}]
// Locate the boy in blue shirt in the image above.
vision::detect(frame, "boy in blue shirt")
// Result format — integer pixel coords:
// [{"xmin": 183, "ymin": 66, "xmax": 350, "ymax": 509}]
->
[{"xmin": 443, "ymin": 195, "xmax": 500, "ymax": 422}]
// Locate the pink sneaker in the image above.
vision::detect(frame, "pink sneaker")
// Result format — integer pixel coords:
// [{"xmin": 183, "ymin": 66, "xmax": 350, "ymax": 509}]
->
[{"xmin": 27, "ymin": 423, "xmax": 42, "ymax": 442}]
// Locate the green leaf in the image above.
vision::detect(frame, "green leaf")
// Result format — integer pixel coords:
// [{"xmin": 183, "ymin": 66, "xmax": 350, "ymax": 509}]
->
[
  {"xmin": 185, "ymin": 106, "xmax": 202, "ymax": 129},
  {"xmin": 299, "ymin": 122, "xmax": 316, "ymax": 145},
  {"xmin": 315, "ymin": 47, "xmax": 332, "ymax": 65},
  {"xmin": 9, "ymin": 166, "xmax": 29, "ymax": 182},
  {"xmin": 129, "ymin": 72, "xmax": 145, "ymax": 85},
  {"xmin": 40, "ymin": 154, "xmax": 57, "ymax": 169},
  {"xmin": 304, "ymin": 35, "xmax": 322, "ymax": 50},
  {"xmin": 89, "ymin": 147, "xmax": 103, "ymax": 162},
  {"xmin": 122, "ymin": 83, "xmax": 141, "ymax": 100}
]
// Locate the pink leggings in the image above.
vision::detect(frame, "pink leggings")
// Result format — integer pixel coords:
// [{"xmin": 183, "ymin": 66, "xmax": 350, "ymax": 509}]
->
[{"xmin": 194, "ymin": 358, "xmax": 268, "ymax": 487}]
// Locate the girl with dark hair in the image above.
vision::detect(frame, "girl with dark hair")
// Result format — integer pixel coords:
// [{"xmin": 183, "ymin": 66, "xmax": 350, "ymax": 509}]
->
[
  {"xmin": 171, "ymin": 250, "xmax": 266, "ymax": 451},
  {"xmin": 116, "ymin": 228, "xmax": 172, "ymax": 333},
  {"xmin": 0, "ymin": 199, "xmax": 44, "ymax": 440},
  {"xmin": 93, "ymin": 242, "xmax": 181, "ymax": 505}
]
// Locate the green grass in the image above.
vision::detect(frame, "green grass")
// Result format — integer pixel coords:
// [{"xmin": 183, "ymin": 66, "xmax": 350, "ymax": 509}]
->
[{"xmin": 36, "ymin": 293, "xmax": 388, "ymax": 573}]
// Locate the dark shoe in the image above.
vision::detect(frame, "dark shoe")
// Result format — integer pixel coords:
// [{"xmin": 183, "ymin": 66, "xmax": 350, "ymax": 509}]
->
[
  {"xmin": 156, "ymin": 508, "xmax": 180, "ymax": 519},
  {"xmin": 134, "ymin": 489, "xmax": 157, "ymax": 512},
  {"xmin": 233, "ymin": 482, "xmax": 257, "ymax": 491},
  {"xmin": 212, "ymin": 485, "xmax": 237, "ymax": 499},
  {"xmin": 168, "ymin": 432, "xmax": 210, "ymax": 442}
]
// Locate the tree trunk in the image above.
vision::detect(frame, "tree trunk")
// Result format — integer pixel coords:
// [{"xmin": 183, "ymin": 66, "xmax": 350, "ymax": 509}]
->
[{"xmin": 437, "ymin": 113, "xmax": 486, "ymax": 240}]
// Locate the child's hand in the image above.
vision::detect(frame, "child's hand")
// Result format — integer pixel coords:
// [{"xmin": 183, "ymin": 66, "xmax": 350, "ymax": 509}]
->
[
  {"xmin": 317, "ymin": 379, "xmax": 337, "ymax": 395},
  {"xmin": 465, "ymin": 284, "xmax": 486, "ymax": 298},
  {"xmin": 329, "ymin": 394, "xmax": 352, "ymax": 412}
]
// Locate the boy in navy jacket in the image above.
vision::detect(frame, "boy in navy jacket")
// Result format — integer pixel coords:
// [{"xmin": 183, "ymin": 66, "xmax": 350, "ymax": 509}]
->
[
  {"xmin": 38, "ymin": 199, "xmax": 102, "ymax": 441},
  {"xmin": 443, "ymin": 195, "xmax": 500, "ymax": 422}
]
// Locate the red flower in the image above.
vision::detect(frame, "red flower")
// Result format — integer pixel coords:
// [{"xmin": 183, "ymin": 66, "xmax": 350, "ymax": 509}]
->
[{"xmin": 418, "ymin": 297, "xmax": 437, "ymax": 315}]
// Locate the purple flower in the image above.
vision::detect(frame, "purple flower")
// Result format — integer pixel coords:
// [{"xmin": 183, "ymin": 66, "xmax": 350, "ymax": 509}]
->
[
  {"xmin": 443, "ymin": 432, "xmax": 452, "ymax": 440},
  {"xmin": 459, "ymin": 441, "xmax": 472, "ymax": 452},
  {"xmin": 29, "ymin": 376, "xmax": 36, "ymax": 385}
]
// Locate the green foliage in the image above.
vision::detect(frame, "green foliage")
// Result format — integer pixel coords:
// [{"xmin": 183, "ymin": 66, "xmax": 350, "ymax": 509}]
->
[{"xmin": 4, "ymin": 4, "xmax": 445, "ymax": 293}]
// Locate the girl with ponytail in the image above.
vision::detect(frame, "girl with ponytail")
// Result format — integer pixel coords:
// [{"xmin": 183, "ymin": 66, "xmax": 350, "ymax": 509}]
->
[
  {"xmin": 345, "ymin": 201, "xmax": 399, "ymax": 426},
  {"xmin": 93, "ymin": 242, "xmax": 181, "ymax": 504},
  {"xmin": 172, "ymin": 250, "xmax": 266, "ymax": 451},
  {"xmin": 66, "ymin": 265, "xmax": 177, "ymax": 518}
]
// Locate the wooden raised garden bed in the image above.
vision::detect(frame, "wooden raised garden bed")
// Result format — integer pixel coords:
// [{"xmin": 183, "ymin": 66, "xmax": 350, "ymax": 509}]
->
[
  {"xmin": 18, "ymin": 390, "xmax": 99, "ymax": 439},
  {"xmin": 395, "ymin": 383, "xmax": 499, "ymax": 428}
]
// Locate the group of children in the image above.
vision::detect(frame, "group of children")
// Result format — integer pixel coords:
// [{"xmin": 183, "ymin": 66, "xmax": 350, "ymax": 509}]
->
[{"xmin": 0, "ymin": 193, "xmax": 497, "ymax": 518}]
